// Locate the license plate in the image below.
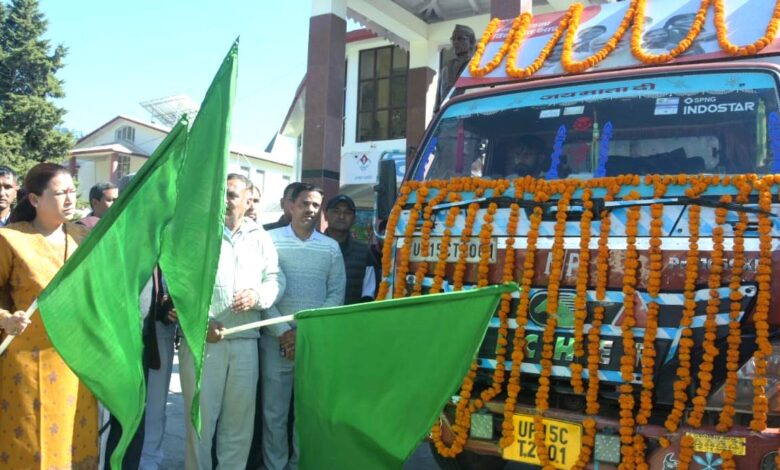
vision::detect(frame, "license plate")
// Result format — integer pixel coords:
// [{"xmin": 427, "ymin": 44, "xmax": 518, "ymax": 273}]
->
[
  {"xmin": 407, "ymin": 237, "xmax": 495, "ymax": 263},
  {"xmin": 686, "ymin": 432, "xmax": 746, "ymax": 456},
  {"xmin": 502, "ymin": 414, "xmax": 582, "ymax": 469}
]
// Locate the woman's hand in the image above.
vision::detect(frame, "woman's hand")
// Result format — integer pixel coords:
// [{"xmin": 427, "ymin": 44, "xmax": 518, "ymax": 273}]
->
[{"xmin": 0, "ymin": 310, "xmax": 31, "ymax": 336}]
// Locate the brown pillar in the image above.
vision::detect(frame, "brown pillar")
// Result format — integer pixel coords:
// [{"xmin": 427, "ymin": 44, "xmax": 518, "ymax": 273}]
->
[
  {"xmin": 405, "ymin": 66, "xmax": 436, "ymax": 166},
  {"xmin": 302, "ymin": 13, "xmax": 346, "ymax": 201},
  {"xmin": 490, "ymin": 0, "xmax": 531, "ymax": 19}
]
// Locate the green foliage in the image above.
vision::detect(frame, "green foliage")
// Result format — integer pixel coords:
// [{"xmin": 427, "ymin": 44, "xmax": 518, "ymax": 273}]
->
[{"xmin": 0, "ymin": 0, "xmax": 73, "ymax": 175}]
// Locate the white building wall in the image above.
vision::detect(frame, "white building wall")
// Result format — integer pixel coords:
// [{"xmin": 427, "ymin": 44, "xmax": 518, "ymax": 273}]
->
[
  {"xmin": 342, "ymin": 37, "xmax": 407, "ymax": 208},
  {"xmin": 338, "ymin": 18, "xmax": 492, "ymax": 209},
  {"xmin": 75, "ymin": 159, "xmax": 97, "ymax": 200},
  {"xmin": 228, "ymin": 153, "xmax": 293, "ymax": 225}
]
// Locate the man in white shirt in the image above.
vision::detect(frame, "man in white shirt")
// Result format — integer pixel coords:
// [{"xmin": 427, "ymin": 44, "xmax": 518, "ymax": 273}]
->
[{"xmin": 180, "ymin": 174, "xmax": 285, "ymax": 469}]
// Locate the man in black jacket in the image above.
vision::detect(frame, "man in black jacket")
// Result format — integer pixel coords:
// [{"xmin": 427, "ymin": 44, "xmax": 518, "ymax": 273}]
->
[{"xmin": 324, "ymin": 194, "xmax": 377, "ymax": 304}]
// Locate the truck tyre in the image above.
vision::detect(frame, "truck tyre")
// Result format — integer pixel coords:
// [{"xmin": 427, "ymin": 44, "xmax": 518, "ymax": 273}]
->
[{"xmin": 428, "ymin": 442, "xmax": 506, "ymax": 470}]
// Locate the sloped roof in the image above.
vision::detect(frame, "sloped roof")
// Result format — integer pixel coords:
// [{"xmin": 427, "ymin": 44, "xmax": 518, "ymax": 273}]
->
[
  {"xmin": 71, "ymin": 143, "xmax": 148, "ymax": 158},
  {"xmin": 76, "ymin": 115, "xmax": 170, "ymax": 146}
]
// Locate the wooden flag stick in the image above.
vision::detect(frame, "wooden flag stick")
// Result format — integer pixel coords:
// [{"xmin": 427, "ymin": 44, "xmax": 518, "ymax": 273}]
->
[
  {"xmin": 222, "ymin": 314, "xmax": 295, "ymax": 337},
  {"xmin": 0, "ymin": 299, "xmax": 39, "ymax": 356}
]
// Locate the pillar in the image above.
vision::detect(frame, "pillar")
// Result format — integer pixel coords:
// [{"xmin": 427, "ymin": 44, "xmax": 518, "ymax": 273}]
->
[{"xmin": 302, "ymin": 0, "xmax": 347, "ymax": 200}]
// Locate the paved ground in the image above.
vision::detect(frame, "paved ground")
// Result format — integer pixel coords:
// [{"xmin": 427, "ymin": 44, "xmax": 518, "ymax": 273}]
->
[
  {"xmin": 158, "ymin": 352, "xmax": 531, "ymax": 469},
  {"xmin": 158, "ymin": 352, "xmax": 439, "ymax": 469}
]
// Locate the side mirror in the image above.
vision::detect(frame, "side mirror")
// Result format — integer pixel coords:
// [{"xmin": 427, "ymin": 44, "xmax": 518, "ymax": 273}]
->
[{"xmin": 375, "ymin": 158, "xmax": 399, "ymax": 220}]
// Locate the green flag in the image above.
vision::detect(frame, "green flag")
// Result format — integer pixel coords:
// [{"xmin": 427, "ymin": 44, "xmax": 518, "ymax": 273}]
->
[
  {"xmin": 294, "ymin": 283, "xmax": 517, "ymax": 470},
  {"xmin": 37, "ymin": 119, "xmax": 189, "ymax": 468},
  {"xmin": 159, "ymin": 39, "xmax": 237, "ymax": 433}
]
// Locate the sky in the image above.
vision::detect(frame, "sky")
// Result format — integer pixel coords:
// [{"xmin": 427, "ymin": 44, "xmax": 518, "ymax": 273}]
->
[{"xmin": 38, "ymin": 0, "xmax": 314, "ymax": 151}]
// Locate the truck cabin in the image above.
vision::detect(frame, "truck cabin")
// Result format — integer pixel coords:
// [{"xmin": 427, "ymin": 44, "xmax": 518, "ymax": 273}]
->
[{"xmin": 414, "ymin": 67, "xmax": 780, "ymax": 184}]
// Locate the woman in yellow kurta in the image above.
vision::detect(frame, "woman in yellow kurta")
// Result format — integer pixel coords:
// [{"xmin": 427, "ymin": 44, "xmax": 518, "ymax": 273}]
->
[{"xmin": 0, "ymin": 163, "xmax": 98, "ymax": 469}]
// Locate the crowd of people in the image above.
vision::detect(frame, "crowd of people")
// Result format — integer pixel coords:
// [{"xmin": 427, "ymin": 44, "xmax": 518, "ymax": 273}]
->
[{"xmin": 0, "ymin": 162, "xmax": 381, "ymax": 469}]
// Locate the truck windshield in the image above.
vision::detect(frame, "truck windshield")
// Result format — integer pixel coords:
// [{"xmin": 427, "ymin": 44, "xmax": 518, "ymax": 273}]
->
[{"xmin": 414, "ymin": 70, "xmax": 780, "ymax": 181}]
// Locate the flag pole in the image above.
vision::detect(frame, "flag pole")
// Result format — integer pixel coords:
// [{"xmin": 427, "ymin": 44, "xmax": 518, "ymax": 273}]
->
[
  {"xmin": 222, "ymin": 314, "xmax": 295, "ymax": 337},
  {"xmin": 0, "ymin": 299, "xmax": 39, "ymax": 356}
]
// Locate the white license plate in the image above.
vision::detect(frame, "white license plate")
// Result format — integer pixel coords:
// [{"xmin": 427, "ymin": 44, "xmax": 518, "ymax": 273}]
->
[{"xmin": 407, "ymin": 237, "xmax": 496, "ymax": 263}]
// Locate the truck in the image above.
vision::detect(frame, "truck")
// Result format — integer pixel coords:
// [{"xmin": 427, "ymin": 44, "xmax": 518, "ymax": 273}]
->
[{"xmin": 373, "ymin": 0, "xmax": 780, "ymax": 468}]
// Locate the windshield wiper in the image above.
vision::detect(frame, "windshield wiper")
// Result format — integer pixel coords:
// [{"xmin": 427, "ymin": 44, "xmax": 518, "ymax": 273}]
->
[
  {"xmin": 428, "ymin": 195, "xmax": 775, "ymax": 217},
  {"xmin": 431, "ymin": 196, "xmax": 544, "ymax": 211},
  {"xmin": 605, "ymin": 197, "xmax": 775, "ymax": 216}
]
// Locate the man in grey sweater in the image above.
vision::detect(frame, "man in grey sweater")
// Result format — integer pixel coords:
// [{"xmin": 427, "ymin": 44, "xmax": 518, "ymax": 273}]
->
[
  {"xmin": 263, "ymin": 183, "xmax": 346, "ymax": 470},
  {"xmin": 180, "ymin": 174, "xmax": 285, "ymax": 469}
]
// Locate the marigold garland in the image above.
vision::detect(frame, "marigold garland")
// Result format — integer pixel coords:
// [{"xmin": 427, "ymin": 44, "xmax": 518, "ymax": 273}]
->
[
  {"xmin": 413, "ymin": 184, "xmax": 450, "ymax": 296},
  {"xmin": 717, "ymin": 183, "xmax": 750, "ymax": 432},
  {"xmin": 618, "ymin": 192, "xmax": 641, "ymax": 467},
  {"xmin": 678, "ymin": 434, "xmax": 695, "ymax": 470},
  {"xmin": 383, "ymin": 174, "xmax": 780, "ymax": 464},
  {"xmin": 467, "ymin": 0, "xmax": 780, "ymax": 79},
  {"xmin": 561, "ymin": 0, "xmax": 637, "ymax": 73},
  {"xmin": 533, "ymin": 181, "xmax": 574, "ymax": 469},
  {"xmin": 469, "ymin": 17, "xmax": 524, "ymax": 77},
  {"xmin": 453, "ymin": 202, "xmax": 481, "ymax": 290},
  {"xmin": 501, "ymin": 186, "xmax": 546, "ymax": 448},
  {"xmin": 431, "ymin": 360, "xmax": 478, "ymax": 457},
  {"xmin": 393, "ymin": 186, "xmax": 429, "ymax": 298},
  {"xmin": 714, "ymin": 0, "xmax": 780, "ymax": 56},
  {"xmin": 377, "ymin": 184, "xmax": 413, "ymax": 300},
  {"xmin": 633, "ymin": 178, "xmax": 666, "ymax": 469},
  {"xmin": 584, "ymin": 183, "xmax": 618, "ymax": 417},
  {"xmin": 688, "ymin": 198, "xmax": 727, "ymax": 428},
  {"xmin": 477, "ymin": 201, "xmax": 519, "ymax": 405},
  {"xmin": 664, "ymin": 180, "xmax": 709, "ymax": 437},
  {"xmin": 430, "ymin": 197, "xmax": 461, "ymax": 294},
  {"xmin": 721, "ymin": 450, "xmax": 736, "ymax": 470},
  {"xmin": 506, "ymin": 11, "xmax": 571, "ymax": 78},
  {"xmin": 476, "ymin": 203, "xmax": 498, "ymax": 288},
  {"xmin": 430, "ymin": 181, "xmax": 515, "ymax": 455},
  {"xmin": 631, "ymin": 0, "xmax": 710, "ymax": 64},
  {"xmin": 570, "ymin": 188, "xmax": 594, "ymax": 394},
  {"xmin": 750, "ymin": 178, "xmax": 774, "ymax": 431}
]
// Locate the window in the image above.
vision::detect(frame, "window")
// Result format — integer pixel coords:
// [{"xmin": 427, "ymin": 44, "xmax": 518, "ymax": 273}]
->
[
  {"xmin": 240, "ymin": 166, "xmax": 251, "ymax": 178},
  {"xmin": 115, "ymin": 126, "xmax": 135, "ymax": 143},
  {"xmin": 116, "ymin": 155, "xmax": 131, "ymax": 180},
  {"xmin": 415, "ymin": 71, "xmax": 780, "ymax": 181},
  {"xmin": 254, "ymin": 169, "xmax": 265, "ymax": 193},
  {"xmin": 357, "ymin": 46, "xmax": 408, "ymax": 142},
  {"xmin": 282, "ymin": 175, "xmax": 291, "ymax": 185}
]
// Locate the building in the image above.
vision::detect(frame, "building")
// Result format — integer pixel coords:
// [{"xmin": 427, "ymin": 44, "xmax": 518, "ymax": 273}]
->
[
  {"xmin": 275, "ymin": 0, "xmax": 615, "ymax": 232},
  {"xmin": 70, "ymin": 115, "xmax": 293, "ymax": 224}
]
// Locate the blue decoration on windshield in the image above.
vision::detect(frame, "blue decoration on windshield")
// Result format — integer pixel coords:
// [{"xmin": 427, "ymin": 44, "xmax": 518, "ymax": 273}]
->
[
  {"xmin": 415, "ymin": 136, "xmax": 438, "ymax": 181},
  {"xmin": 546, "ymin": 125, "xmax": 567, "ymax": 180},
  {"xmin": 769, "ymin": 112, "xmax": 780, "ymax": 173},
  {"xmin": 595, "ymin": 121, "xmax": 613, "ymax": 178}
]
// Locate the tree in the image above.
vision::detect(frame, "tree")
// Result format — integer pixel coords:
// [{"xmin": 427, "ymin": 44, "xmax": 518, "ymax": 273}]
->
[{"xmin": 0, "ymin": 0, "xmax": 73, "ymax": 174}]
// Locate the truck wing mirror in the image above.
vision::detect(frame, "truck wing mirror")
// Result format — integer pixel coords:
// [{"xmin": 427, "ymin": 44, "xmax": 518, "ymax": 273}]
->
[{"xmin": 375, "ymin": 158, "xmax": 399, "ymax": 220}]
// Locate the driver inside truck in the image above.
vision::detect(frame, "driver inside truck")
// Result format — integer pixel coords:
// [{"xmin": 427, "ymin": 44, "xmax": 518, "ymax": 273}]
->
[{"xmin": 504, "ymin": 135, "xmax": 548, "ymax": 178}]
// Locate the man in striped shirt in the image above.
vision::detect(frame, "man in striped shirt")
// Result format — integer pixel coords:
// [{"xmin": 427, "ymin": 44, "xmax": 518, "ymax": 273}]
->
[{"xmin": 262, "ymin": 183, "xmax": 346, "ymax": 470}]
